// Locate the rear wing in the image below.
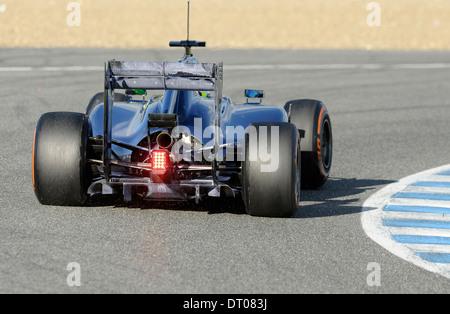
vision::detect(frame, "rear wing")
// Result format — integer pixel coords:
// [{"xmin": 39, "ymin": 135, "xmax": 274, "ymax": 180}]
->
[
  {"xmin": 102, "ymin": 60, "xmax": 224, "ymax": 181},
  {"xmin": 106, "ymin": 60, "xmax": 221, "ymax": 91}
]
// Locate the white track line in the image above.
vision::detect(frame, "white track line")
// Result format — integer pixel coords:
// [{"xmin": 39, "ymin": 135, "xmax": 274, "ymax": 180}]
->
[
  {"xmin": 388, "ymin": 227, "xmax": 450, "ymax": 238},
  {"xmin": 404, "ymin": 244, "xmax": 450, "ymax": 254},
  {"xmin": 227, "ymin": 63, "xmax": 450, "ymax": 71},
  {"xmin": 0, "ymin": 63, "xmax": 450, "ymax": 72},
  {"xmin": 383, "ymin": 211, "xmax": 450, "ymax": 221},
  {"xmin": 402, "ymin": 185, "xmax": 450, "ymax": 195},
  {"xmin": 0, "ymin": 66, "xmax": 103, "ymax": 72},
  {"xmin": 387, "ymin": 198, "xmax": 450, "ymax": 209}
]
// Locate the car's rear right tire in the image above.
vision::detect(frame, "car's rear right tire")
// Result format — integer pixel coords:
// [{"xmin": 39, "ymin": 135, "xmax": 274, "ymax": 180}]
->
[{"xmin": 242, "ymin": 122, "xmax": 301, "ymax": 217}]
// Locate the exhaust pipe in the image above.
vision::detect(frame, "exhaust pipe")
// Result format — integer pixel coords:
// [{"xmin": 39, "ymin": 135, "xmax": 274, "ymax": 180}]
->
[{"xmin": 156, "ymin": 131, "xmax": 174, "ymax": 149}]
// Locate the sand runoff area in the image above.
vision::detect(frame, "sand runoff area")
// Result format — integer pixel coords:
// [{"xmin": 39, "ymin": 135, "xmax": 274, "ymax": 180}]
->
[{"xmin": 0, "ymin": 0, "xmax": 449, "ymax": 50}]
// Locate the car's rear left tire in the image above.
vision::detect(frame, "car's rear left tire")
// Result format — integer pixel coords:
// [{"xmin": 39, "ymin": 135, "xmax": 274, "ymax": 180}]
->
[
  {"xmin": 242, "ymin": 122, "xmax": 301, "ymax": 217},
  {"xmin": 33, "ymin": 112, "xmax": 92, "ymax": 206},
  {"xmin": 284, "ymin": 99, "xmax": 332, "ymax": 189}
]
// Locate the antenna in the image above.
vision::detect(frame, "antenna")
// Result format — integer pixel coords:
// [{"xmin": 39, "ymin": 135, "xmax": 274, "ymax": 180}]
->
[
  {"xmin": 186, "ymin": 0, "xmax": 191, "ymax": 55},
  {"xmin": 169, "ymin": 0, "xmax": 206, "ymax": 57},
  {"xmin": 187, "ymin": 0, "xmax": 190, "ymax": 43}
]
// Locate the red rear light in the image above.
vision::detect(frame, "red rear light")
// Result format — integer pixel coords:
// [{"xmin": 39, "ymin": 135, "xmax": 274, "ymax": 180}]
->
[{"xmin": 151, "ymin": 150, "xmax": 169, "ymax": 172}]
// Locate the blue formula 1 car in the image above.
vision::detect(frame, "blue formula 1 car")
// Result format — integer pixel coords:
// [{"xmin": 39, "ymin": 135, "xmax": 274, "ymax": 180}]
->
[{"xmin": 32, "ymin": 39, "xmax": 332, "ymax": 217}]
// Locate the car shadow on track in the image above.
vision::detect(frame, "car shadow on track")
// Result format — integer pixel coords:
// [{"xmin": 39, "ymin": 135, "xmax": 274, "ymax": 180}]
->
[
  {"xmin": 87, "ymin": 177, "xmax": 394, "ymax": 217},
  {"xmin": 294, "ymin": 177, "xmax": 395, "ymax": 219}
]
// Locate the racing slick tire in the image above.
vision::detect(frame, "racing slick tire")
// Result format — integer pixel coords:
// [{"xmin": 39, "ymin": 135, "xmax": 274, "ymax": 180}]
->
[
  {"xmin": 284, "ymin": 99, "xmax": 332, "ymax": 189},
  {"xmin": 85, "ymin": 92, "xmax": 128, "ymax": 116},
  {"xmin": 33, "ymin": 112, "xmax": 92, "ymax": 206},
  {"xmin": 242, "ymin": 122, "xmax": 301, "ymax": 217}
]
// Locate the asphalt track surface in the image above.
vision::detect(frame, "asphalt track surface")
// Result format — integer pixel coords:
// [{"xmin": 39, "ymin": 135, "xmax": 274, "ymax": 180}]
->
[{"xmin": 1, "ymin": 48, "xmax": 450, "ymax": 294}]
